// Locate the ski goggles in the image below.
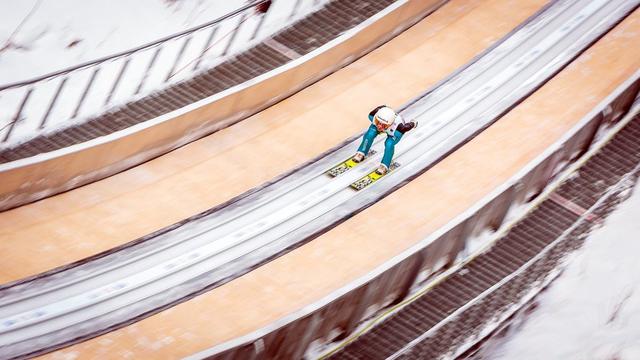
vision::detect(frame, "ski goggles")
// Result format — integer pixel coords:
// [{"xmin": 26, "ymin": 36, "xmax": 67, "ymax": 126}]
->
[{"xmin": 374, "ymin": 117, "xmax": 392, "ymax": 131}]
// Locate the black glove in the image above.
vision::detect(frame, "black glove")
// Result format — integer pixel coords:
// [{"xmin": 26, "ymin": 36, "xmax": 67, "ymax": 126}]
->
[
  {"xmin": 369, "ymin": 105, "xmax": 387, "ymax": 119},
  {"xmin": 396, "ymin": 121, "xmax": 416, "ymax": 133}
]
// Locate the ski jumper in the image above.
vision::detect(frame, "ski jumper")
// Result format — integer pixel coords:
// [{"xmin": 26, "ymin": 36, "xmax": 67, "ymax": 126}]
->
[{"xmin": 356, "ymin": 105, "xmax": 415, "ymax": 168}]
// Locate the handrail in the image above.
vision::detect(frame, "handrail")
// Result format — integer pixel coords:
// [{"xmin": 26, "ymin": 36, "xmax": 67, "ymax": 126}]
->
[{"xmin": 0, "ymin": 0, "xmax": 268, "ymax": 90}]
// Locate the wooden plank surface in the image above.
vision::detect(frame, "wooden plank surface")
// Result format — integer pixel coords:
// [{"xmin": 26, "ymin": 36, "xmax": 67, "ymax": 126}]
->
[
  {"xmin": 40, "ymin": 6, "xmax": 640, "ymax": 359},
  {"xmin": 0, "ymin": 0, "xmax": 545, "ymax": 284}
]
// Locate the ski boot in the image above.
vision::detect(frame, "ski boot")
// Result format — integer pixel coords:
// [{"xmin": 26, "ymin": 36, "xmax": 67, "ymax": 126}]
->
[
  {"xmin": 375, "ymin": 164, "xmax": 389, "ymax": 175},
  {"xmin": 351, "ymin": 152, "xmax": 365, "ymax": 163}
]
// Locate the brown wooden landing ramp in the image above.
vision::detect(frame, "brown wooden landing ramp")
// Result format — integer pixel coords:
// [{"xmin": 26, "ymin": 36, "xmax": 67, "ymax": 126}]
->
[
  {"xmin": 33, "ymin": 4, "xmax": 640, "ymax": 360},
  {"xmin": 0, "ymin": 0, "xmax": 544, "ymax": 284}
]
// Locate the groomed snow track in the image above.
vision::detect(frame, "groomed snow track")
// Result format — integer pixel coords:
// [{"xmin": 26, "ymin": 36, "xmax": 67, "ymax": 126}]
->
[{"xmin": 0, "ymin": 0, "xmax": 638, "ymax": 358}]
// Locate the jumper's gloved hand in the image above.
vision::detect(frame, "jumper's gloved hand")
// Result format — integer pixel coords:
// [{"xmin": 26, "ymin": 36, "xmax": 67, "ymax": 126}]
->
[
  {"xmin": 396, "ymin": 120, "xmax": 417, "ymax": 133},
  {"xmin": 369, "ymin": 105, "xmax": 387, "ymax": 119}
]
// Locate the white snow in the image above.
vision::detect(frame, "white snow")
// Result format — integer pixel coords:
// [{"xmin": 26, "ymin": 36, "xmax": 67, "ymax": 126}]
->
[
  {"xmin": 0, "ymin": 0, "xmax": 324, "ymax": 83},
  {"xmin": 0, "ymin": 0, "xmax": 329, "ymax": 149},
  {"xmin": 474, "ymin": 177, "xmax": 640, "ymax": 360}
]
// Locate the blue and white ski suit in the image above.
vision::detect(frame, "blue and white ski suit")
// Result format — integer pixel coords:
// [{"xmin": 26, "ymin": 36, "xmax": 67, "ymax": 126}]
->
[{"xmin": 356, "ymin": 106, "xmax": 415, "ymax": 168}]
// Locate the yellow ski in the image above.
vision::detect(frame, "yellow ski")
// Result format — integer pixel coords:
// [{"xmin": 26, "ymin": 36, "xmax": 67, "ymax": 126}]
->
[
  {"xmin": 350, "ymin": 162, "xmax": 400, "ymax": 190},
  {"xmin": 326, "ymin": 150, "xmax": 377, "ymax": 177}
]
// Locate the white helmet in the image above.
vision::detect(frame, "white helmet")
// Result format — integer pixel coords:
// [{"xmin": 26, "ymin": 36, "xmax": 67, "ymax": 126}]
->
[{"xmin": 375, "ymin": 107, "xmax": 396, "ymax": 126}]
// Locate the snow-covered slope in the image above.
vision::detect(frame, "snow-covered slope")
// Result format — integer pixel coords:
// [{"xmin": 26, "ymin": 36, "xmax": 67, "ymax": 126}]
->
[
  {"xmin": 0, "ymin": 0, "xmax": 317, "ymax": 84},
  {"xmin": 475, "ymin": 177, "xmax": 640, "ymax": 360},
  {"xmin": 0, "ymin": 0, "xmax": 327, "ymax": 148}
]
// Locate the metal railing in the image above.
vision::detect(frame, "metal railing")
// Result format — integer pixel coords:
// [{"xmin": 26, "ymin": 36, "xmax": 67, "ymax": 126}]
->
[{"xmin": 0, "ymin": 0, "xmax": 325, "ymax": 145}]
